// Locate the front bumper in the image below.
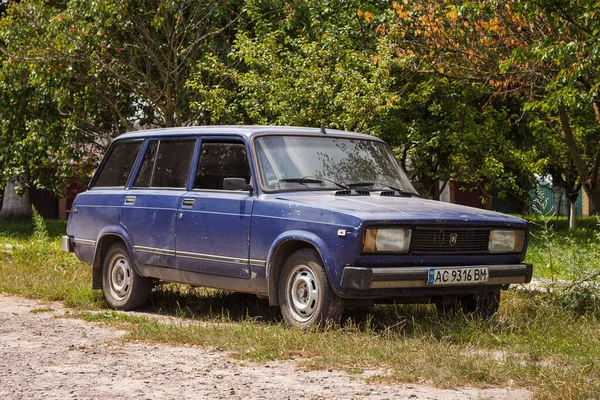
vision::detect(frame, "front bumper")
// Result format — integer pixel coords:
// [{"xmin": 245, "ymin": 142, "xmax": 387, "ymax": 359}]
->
[{"xmin": 340, "ymin": 263, "xmax": 533, "ymax": 290}]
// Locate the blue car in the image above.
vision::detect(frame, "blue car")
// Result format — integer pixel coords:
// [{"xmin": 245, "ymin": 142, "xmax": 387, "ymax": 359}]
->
[{"xmin": 62, "ymin": 126, "xmax": 532, "ymax": 328}]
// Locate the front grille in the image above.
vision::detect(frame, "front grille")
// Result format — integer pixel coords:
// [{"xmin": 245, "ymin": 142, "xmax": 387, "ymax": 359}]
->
[{"xmin": 411, "ymin": 227, "xmax": 490, "ymax": 255}]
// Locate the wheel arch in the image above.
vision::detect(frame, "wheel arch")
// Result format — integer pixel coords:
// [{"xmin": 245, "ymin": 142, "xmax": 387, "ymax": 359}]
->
[
  {"xmin": 266, "ymin": 231, "xmax": 332, "ymax": 306},
  {"xmin": 92, "ymin": 228, "xmax": 137, "ymax": 289}
]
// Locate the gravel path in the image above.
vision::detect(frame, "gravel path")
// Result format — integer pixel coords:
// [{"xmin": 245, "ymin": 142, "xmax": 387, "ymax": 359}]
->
[{"xmin": 0, "ymin": 294, "xmax": 532, "ymax": 400}]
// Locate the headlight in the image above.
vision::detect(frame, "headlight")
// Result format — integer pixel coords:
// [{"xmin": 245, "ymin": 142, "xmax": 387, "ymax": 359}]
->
[
  {"xmin": 488, "ymin": 230, "xmax": 525, "ymax": 253},
  {"xmin": 363, "ymin": 227, "xmax": 411, "ymax": 253}
]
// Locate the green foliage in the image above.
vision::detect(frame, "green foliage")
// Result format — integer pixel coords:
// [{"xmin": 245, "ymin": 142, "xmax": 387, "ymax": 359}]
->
[
  {"xmin": 525, "ymin": 212, "xmax": 600, "ymax": 317},
  {"xmin": 1, "ymin": 0, "xmax": 597, "ymax": 210},
  {"xmin": 0, "ymin": 0, "xmax": 121, "ymax": 192},
  {"xmin": 0, "ymin": 0, "xmax": 243, "ymax": 197},
  {"xmin": 379, "ymin": 76, "xmax": 539, "ymax": 198},
  {"xmin": 389, "ymin": 0, "xmax": 600, "ymax": 206},
  {"xmin": 186, "ymin": 0, "xmax": 539, "ymax": 200},
  {"xmin": 191, "ymin": 0, "xmax": 397, "ymax": 131},
  {"xmin": 186, "ymin": 54, "xmax": 244, "ymax": 124}
]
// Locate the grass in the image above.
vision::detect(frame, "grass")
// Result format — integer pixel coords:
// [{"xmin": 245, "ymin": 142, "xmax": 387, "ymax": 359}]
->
[
  {"xmin": 1, "ymin": 215, "xmax": 600, "ymax": 399},
  {"xmin": 525, "ymin": 216, "xmax": 600, "ymax": 281},
  {"xmin": 30, "ymin": 307, "xmax": 55, "ymax": 314},
  {"xmin": 0, "ymin": 215, "xmax": 104, "ymax": 309}
]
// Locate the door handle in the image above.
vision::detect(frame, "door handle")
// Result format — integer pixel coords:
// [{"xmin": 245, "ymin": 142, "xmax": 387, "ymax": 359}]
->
[
  {"xmin": 124, "ymin": 196, "xmax": 136, "ymax": 205},
  {"xmin": 182, "ymin": 198, "xmax": 195, "ymax": 208}
]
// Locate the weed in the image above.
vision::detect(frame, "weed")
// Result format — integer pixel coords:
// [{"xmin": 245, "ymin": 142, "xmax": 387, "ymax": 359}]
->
[
  {"xmin": 78, "ymin": 311, "xmax": 149, "ymax": 325},
  {"xmin": 32, "ymin": 206, "xmax": 49, "ymax": 242},
  {"xmin": 30, "ymin": 307, "xmax": 54, "ymax": 314}
]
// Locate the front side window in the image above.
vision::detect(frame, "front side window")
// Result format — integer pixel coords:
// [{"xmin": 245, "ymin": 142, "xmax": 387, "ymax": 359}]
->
[
  {"xmin": 133, "ymin": 139, "xmax": 195, "ymax": 188},
  {"xmin": 194, "ymin": 142, "xmax": 251, "ymax": 190},
  {"xmin": 254, "ymin": 135, "xmax": 417, "ymax": 193},
  {"xmin": 93, "ymin": 141, "xmax": 142, "ymax": 188}
]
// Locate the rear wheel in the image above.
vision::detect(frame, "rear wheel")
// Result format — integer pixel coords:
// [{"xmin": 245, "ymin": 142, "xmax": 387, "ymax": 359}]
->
[
  {"xmin": 278, "ymin": 249, "xmax": 344, "ymax": 329},
  {"xmin": 462, "ymin": 291, "xmax": 501, "ymax": 319},
  {"xmin": 102, "ymin": 243, "xmax": 153, "ymax": 310},
  {"xmin": 435, "ymin": 291, "xmax": 500, "ymax": 319}
]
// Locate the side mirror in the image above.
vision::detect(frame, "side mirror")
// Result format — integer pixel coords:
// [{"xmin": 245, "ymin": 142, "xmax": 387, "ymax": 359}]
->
[{"xmin": 223, "ymin": 177, "xmax": 252, "ymax": 192}]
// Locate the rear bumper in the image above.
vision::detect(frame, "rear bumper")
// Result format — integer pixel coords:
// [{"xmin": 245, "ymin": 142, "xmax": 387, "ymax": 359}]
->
[
  {"xmin": 340, "ymin": 263, "xmax": 533, "ymax": 290},
  {"xmin": 61, "ymin": 235, "xmax": 73, "ymax": 253}
]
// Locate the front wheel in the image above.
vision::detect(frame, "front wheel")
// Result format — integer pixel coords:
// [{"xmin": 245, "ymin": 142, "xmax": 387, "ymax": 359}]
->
[
  {"xmin": 102, "ymin": 243, "xmax": 153, "ymax": 310},
  {"xmin": 278, "ymin": 249, "xmax": 344, "ymax": 329}
]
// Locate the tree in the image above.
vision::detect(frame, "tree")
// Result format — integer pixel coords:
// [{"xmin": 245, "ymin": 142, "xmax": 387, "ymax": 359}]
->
[
  {"xmin": 186, "ymin": 0, "xmax": 539, "ymax": 201},
  {"xmin": 199, "ymin": 0, "xmax": 397, "ymax": 132},
  {"xmin": 374, "ymin": 74, "xmax": 538, "ymax": 200},
  {"xmin": 389, "ymin": 0, "xmax": 600, "ymax": 212},
  {"xmin": 0, "ymin": 0, "xmax": 242, "ymax": 218},
  {"xmin": 0, "ymin": 0, "xmax": 118, "ymax": 218}
]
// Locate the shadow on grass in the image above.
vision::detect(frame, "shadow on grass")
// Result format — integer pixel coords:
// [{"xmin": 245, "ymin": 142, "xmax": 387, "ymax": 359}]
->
[
  {"xmin": 146, "ymin": 284, "xmax": 283, "ymax": 324},
  {"xmin": 141, "ymin": 283, "xmax": 488, "ymax": 337}
]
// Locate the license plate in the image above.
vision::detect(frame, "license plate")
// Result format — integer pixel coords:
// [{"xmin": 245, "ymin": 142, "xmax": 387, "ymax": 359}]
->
[{"xmin": 427, "ymin": 267, "xmax": 488, "ymax": 285}]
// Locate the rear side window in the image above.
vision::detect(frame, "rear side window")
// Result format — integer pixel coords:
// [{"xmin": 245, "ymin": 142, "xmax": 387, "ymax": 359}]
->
[
  {"xmin": 133, "ymin": 139, "xmax": 195, "ymax": 188},
  {"xmin": 194, "ymin": 142, "xmax": 251, "ymax": 190},
  {"xmin": 94, "ymin": 141, "xmax": 142, "ymax": 188}
]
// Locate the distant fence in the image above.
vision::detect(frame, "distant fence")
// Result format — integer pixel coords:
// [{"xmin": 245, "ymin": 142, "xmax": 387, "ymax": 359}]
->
[
  {"xmin": 530, "ymin": 184, "xmax": 582, "ymax": 216},
  {"xmin": 0, "ymin": 187, "xmax": 59, "ymax": 218}
]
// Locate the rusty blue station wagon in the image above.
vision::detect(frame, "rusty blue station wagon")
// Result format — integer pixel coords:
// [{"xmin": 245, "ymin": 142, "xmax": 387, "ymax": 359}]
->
[{"xmin": 63, "ymin": 126, "xmax": 532, "ymax": 328}]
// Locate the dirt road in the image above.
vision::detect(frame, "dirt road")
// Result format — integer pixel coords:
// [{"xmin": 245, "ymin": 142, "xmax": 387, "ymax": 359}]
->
[{"xmin": 0, "ymin": 294, "xmax": 532, "ymax": 400}]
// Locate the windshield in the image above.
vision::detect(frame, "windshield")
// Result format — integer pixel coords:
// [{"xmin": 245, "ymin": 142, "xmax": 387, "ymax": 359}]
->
[{"xmin": 254, "ymin": 135, "xmax": 417, "ymax": 193}]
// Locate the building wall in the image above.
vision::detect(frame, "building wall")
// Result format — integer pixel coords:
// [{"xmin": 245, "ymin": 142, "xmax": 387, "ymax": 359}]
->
[
  {"xmin": 582, "ymin": 189, "xmax": 594, "ymax": 217},
  {"xmin": 437, "ymin": 180, "xmax": 492, "ymax": 210}
]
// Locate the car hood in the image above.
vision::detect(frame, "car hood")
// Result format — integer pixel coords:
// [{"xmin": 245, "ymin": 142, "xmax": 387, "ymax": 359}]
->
[{"xmin": 274, "ymin": 192, "xmax": 527, "ymax": 227}]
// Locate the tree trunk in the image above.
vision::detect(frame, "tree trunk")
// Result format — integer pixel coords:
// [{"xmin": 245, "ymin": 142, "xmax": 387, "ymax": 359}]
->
[
  {"xmin": 556, "ymin": 105, "xmax": 600, "ymax": 213},
  {"xmin": 583, "ymin": 183, "xmax": 600, "ymax": 216},
  {"xmin": 568, "ymin": 199, "xmax": 577, "ymax": 232},
  {"xmin": 0, "ymin": 180, "xmax": 31, "ymax": 220}
]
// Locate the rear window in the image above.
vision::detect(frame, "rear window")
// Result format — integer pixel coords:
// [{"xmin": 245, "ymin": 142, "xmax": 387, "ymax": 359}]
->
[
  {"xmin": 93, "ymin": 141, "xmax": 143, "ymax": 188},
  {"xmin": 133, "ymin": 139, "xmax": 196, "ymax": 188}
]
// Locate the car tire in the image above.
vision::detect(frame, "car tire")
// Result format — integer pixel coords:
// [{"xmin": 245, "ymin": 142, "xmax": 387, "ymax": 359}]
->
[
  {"xmin": 278, "ymin": 249, "xmax": 344, "ymax": 329},
  {"xmin": 434, "ymin": 296, "xmax": 462, "ymax": 316},
  {"xmin": 462, "ymin": 291, "xmax": 501, "ymax": 319},
  {"xmin": 102, "ymin": 243, "xmax": 153, "ymax": 311},
  {"xmin": 435, "ymin": 291, "xmax": 500, "ymax": 319}
]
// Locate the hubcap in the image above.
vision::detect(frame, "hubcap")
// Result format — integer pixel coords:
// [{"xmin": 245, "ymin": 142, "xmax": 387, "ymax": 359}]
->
[
  {"xmin": 286, "ymin": 265, "xmax": 319, "ymax": 322},
  {"xmin": 110, "ymin": 255, "xmax": 131, "ymax": 300}
]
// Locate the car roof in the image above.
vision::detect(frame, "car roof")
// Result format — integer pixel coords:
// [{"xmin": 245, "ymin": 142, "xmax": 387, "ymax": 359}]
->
[{"xmin": 114, "ymin": 125, "xmax": 380, "ymax": 141}]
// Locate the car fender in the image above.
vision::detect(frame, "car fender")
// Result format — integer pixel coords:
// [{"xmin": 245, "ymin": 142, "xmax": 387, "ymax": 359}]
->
[
  {"xmin": 92, "ymin": 225, "xmax": 144, "ymax": 278},
  {"xmin": 265, "ymin": 230, "xmax": 340, "ymax": 302}
]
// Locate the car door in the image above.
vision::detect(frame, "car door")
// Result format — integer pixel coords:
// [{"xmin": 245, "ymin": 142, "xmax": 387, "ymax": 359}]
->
[
  {"xmin": 121, "ymin": 138, "xmax": 197, "ymax": 268},
  {"xmin": 176, "ymin": 139, "xmax": 253, "ymax": 279}
]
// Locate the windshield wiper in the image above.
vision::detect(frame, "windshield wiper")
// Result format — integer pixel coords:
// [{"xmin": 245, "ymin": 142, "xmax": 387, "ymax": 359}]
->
[
  {"xmin": 347, "ymin": 181, "xmax": 414, "ymax": 196},
  {"xmin": 279, "ymin": 176, "xmax": 349, "ymax": 189}
]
